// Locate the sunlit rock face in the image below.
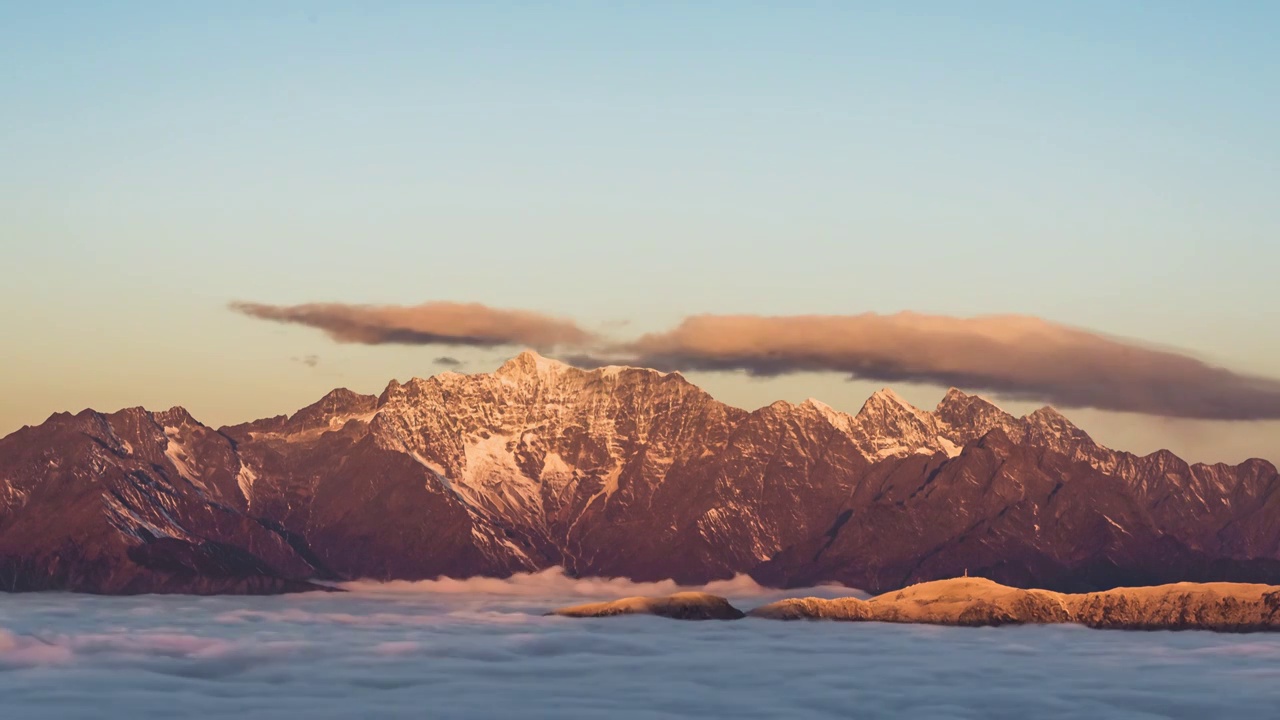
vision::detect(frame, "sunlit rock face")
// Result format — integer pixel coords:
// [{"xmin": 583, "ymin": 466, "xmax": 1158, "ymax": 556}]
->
[
  {"xmin": 2, "ymin": 351, "xmax": 1280, "ymax": 595},
  {"xmin": 750, "ymin": 577, "xmax": 1280, "ymax": 632},
  {"xmin": 550, "ymin": 592, "xmax": 746, "ymax": 620}
]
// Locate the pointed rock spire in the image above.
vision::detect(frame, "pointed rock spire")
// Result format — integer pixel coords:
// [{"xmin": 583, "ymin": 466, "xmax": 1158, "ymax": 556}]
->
[
  {"xmin": 496, "ymin": 349, "xmax": 569, "ymax": 378},
  {"xmin": 286, "ymin": 388, "xmax": 378, "ymax": 432},
  {"xmin": 859, "ymin": 387, "xmax": 921, "ymax": 416},
  {"xmin": 933, "ymin": 387, "xmax": 1015, "ymax": 439},
  {"xmin": 1022, "ymin": 405, "xmax": 1094, "ymax": 447}
]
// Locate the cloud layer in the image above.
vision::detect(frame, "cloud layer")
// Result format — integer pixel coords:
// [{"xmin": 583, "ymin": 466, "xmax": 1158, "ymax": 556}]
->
[
  {"xmin": 607, "ymin": 312, "xmax": 1280, "ymax": 420},
  {"xmin": 335, "ymin": 566, "xmax": 863, "ymax": 602},
  {"xmin": 3, "ymin": 585, "xmax": 1279, "ymax": 718},
  {"xmin": 231, "ymin": 301, "xmax": 1280, "ymax": 420},
  {"xmin": 230, "ymin": 301, "xmax": 594, "ymax": 349}
]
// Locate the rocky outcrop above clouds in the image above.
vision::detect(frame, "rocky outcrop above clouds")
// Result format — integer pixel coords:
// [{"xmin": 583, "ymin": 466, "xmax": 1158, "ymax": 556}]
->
[
  {"xmin": 554, "ymin": 577, "xmax": 1280, "ymax": 632},
  {"xmin": 750, "ymin": 577, "xmax": 1280, "ymax": 631},
  {"xmin": 549, "ymin": 592, "xmax": 746, "ymax": 620}
]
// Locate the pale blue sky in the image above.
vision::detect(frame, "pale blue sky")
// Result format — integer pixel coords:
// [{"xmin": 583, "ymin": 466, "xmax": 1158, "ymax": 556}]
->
[{"xmin": 2, "ymin": 2, "xmax": 1277, "ymax": 462}]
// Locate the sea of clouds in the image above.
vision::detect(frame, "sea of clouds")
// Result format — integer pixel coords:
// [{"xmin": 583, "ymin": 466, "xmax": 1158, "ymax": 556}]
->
[{"xmin": 2, "ymin": 568, "xmax": 1279, "ymax": 719}]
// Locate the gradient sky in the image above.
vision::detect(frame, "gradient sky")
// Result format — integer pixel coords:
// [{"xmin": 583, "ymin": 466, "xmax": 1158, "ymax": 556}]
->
[{"xmin": 3, "ymin": 2, "xmax": 1277, "ymax": 463}]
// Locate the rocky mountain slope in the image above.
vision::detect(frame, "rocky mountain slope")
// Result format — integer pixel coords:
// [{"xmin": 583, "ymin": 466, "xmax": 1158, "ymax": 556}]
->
[{"xmin": 2, "ymin": 351, "xmax": 1278, "ymax": 594}]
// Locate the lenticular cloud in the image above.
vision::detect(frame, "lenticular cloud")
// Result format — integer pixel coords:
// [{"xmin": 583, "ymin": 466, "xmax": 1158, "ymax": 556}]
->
[
  {"xmin": 606, "ymin": 312, "xmax": 1280, "ymax": 420},
  {"xmin": 230, "ymin": 300, "xmax": 1280, "ymax": 421},
  {"xmin": 230, "ymin": 301, "xmax": 595, "ymax": 350}
]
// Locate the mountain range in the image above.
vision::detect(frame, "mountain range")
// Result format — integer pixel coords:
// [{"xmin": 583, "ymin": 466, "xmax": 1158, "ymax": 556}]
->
[{"xmin": 2, "ymin": 350, "xmax": 1278, "ymax": 595}]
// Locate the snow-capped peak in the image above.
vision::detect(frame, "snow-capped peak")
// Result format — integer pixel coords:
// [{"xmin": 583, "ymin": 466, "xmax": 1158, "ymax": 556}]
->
[
  {"xmin": 800, "ymin": 398, "xmax": 854, "ymax": 432},
  {"xmin": 934, "ymin": 387, "xmax": 1008, "ymax": 415},
  {"xmin": 596, "ymin": 363, "xmax": 672, "ymax": 379},
  {"xmin": 1026, "ymin": 405, "xmax": 1069, "ymax": 422},
  {"xmin": 931, "ymin": 387, "xmax": 1017, "ymax": 441},
  {"xmin": 868, "ymin": 387, "xmax": 916, "ymax": 412},
  {"xmin": 800, "ymin": 397, "xmax": 834, "ymax": 412},
  {"xmin": 1022, "ymin": 406, "xmax": 1088, "ymax": 441},
  {"xmin": 848, "ymin": 388, "xmax": 942, "ymax": 460},
  {"xmin": 497, "ymin": 349, "xmax": 568, "ymax": 376}
]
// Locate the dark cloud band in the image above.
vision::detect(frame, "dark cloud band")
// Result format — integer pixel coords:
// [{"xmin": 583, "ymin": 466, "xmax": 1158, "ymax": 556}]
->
[{"xmin": 602, "ymin": 312, "xmax": 1280, "ymax": 421}]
